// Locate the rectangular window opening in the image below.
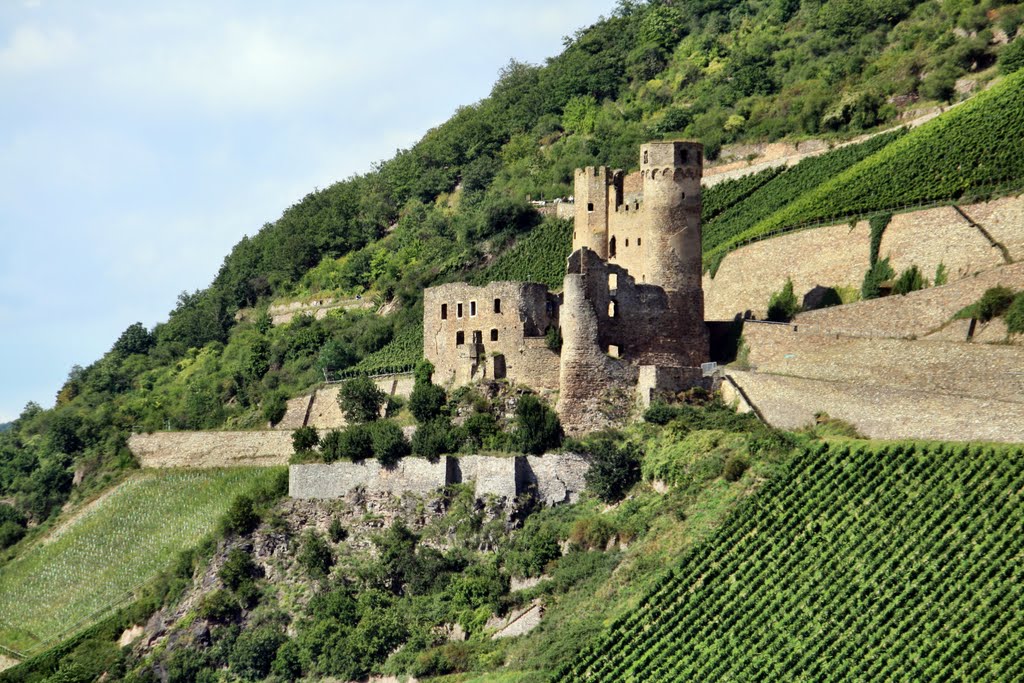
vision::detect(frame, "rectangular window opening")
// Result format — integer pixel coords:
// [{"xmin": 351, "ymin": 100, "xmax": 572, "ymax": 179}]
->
[
  {"xmin": 490, "ymin": 329, "xmax": 499, "ymax": 341},
  {"xmin": 608, "ymin": 344, "xmax": 621, "ymax": 358},
  {"xmin": 608, "ymin": 273, "xmax": 618, "ymax": 291},
  {"xmin": 587, "ymin": 202, "xmax": 594, "ymax": 212},
  {"xmin": 440, "ymin": 303, "xmax": 448, "ymax": 320},
  {"xmin": 608, "ymin": 301, "xmax": 617, "ymax": 318},
  {"xmin": 494, "ymin": 298, "xmax": 501, "ymax": 314},
  {"xmin": 456, "ymin": 331, "xmax": 465, "ymax": 346},
  {"xmin": 472, "ymin": 330, "xmax": 482, "ymax": 344},
  {"xmin": 457, "ymin": 302, "xmax": 463, "ymax": 318},
  {"xmin": 470, "ymin": 301, "xmax": 477, "ymax": 317}
]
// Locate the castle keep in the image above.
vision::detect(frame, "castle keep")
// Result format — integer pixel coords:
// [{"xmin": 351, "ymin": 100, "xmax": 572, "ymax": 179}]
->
[{"xmin": 425, "ymin": 141, "xmax": 711, "ymax": 434}]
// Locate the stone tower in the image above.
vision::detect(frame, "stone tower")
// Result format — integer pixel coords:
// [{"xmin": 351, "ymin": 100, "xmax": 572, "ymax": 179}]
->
[
  {"xmin": 573, "ymin": 166, "xmax": 611, "ymax": 259},
  {"xmin": 639, "ymin": 141, "xmax": 707, "ymax": 366}
]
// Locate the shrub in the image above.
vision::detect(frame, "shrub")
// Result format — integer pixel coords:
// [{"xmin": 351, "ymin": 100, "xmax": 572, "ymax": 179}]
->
[
  {"xmin": 514, "ymin": 395, "xmax": 563, "ymax": 455},
  {"xmin": 338, "ymin": 375, "xmax": 386, "ymax": 423},
  {"xmin": 409, "ymin": 365, "xmax": 447, "ymax": 423},
  {"xmin": 1006, "ymin": 292, "xmax": 1024, "ymax": 334},
  {"xmin": 861, "ymin": 257, "xmax": 895, "ymax": 300},
  {"xmin": 545, "ymin": 325, "xmax": 563, "ymax": 352},
  {"xmin": 291, "ymin": 426, "xmax": 319, "ymax": 454},
  {"xmin": 999, "ymin": 37, "xmax": 1024, "ymax": 75},
  {"xmin": 229, "ymin": 625, "xmax": 286, "ymax": 681},
  {"xmin": 198, "ymin": 589, "xmax": 241, "ymax": 622},
  {"xmin": 411, "ymin": 417, "xmax": 459, "ymax": 461},
  {"xmin": 463, "ymin": 411, "xmax": 500, "ymax": 448},
  {"xmin": 569, "ymin": 516, "xmax": 616, "ymax": 550},
  {"xmin": 328, "ymin": 518, "xmax": 348, "ymax": 543},
  {"xmin": 220, "ymin": 547, "xmax": 261, "ymax": 592},
  {"xmin": 298, "ymin": 530, "xmax": 334, "ymax": 579},
  {"xmin": 723, "ymin": 456, "xmax": 749, "ymax": 482},
  {"xmin": 766, "ymin": 278, "xmax": 799, "ymax": 322},
  {"xmin": 369, "ymin": 420, "xmax": 410, "ymax": 467},
  {"xmin": 644, "ymin": 402, "xmax": 681, "ymax": 425},
  {"xmin": 221, "ymin": 495, "xmax": 260, "ymax": 536},
  {"xmin": 262, "ymin": 391, "xmax": 288, "ymax": 426},
  {"xmin": 959, "ymin": 286, "xmax": 1016, "ymax": 322},
  {"xmin": 582, "ymin": 431, "xmax": 642, "ymax": 503},
  {"xmin": 934, "ymin": 262, "xmax": 949, "ymax": 287},
  {"xmin": 892, "ymin": 265, "xmax": 925, "ymax": 295}
]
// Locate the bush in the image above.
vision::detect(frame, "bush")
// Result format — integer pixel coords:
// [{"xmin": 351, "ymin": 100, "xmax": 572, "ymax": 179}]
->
[
  {"xmin": 220, "ymin": 547, "xmax": 261, "ymax": 592},
  {"xmin": 723, "ymin": 456, "xmax": 749, "ymax": 482},
  {"xmin": 644, "ymin": 402, "xmax": 681, "ymax": 425},
  {"xmin": 291, "ymin": 426, "xmax": 319, "ymax": 454},
  {"xmin": 320, "ymin": 425, "xmax": 374, "ymax": 462},
  {"xmin": 934, "ymin": 262, "xmax": 948, "ymax": 287},
  {"xmin": 766, "ymin": 278, "xmax": 799, "ymax": 322},
  {"xmin": 409, "ymin": 367, "xmax": 447, "ymax": 423},
  {"xmin": 861, "ymin": 257, "xmax": 895, "ymax": 300},
  {"xmin": 582, "ymin": 431, "xmax": 642, "ymax": 503},
  {"xmin": 892, "ymin": 265, "xmax": 926, "ymax": 295},
  {"xmin": 328, "ymin": 518, "xmax": 348, "ymax": 543},
  {"xmin": 514, "ymin": 395, "xmax": 563, "ymax": 455},
  {"xmin": 298, "ymin": 530, "xmax": 334, "ymax": 579},
  {"xmin": 229, "ymin": 625, "xmax": 286, "ymax": 681},
  {"xmin": 569, "ymin": 516, "xmax": 616, "ymax": 550},
  {"xmin": 463, "ymin": 412, "xmax": 500, "ymax": 448},
  {"xmin": 1006, "ymin": 292, "xmax": 1024, "ymax": 334},
  {"xmin": 198, "ymin": 589, "xmax": 241, "ymax": 622},
  {"xmin": 221, "ymin": 495, "xmax": 260, "ymax": 536},
  {"xmin": 545, "ymin": 325, "xmax": 563, "ymax": 352},
  {"xmin": 411, "ymin": 417, "xmax": 459, "ymax": 461},
  {"xmin": 262, "ymin": 391, "xmax": 288, "ymax": 426},
  {"xmin": 959, "ymin": 286, "xmax": 1016, "ymax": 322},
  {"xmin": 369, "ymin": 420, "xmax": 410, "ymax": 467},
  {"xmin": 999, "ymin": 37, "xmax": 1024, "ymax": 75},
  {"xmin": 338, "ymin": 375, "xmax": 386, "ymax": 423}
]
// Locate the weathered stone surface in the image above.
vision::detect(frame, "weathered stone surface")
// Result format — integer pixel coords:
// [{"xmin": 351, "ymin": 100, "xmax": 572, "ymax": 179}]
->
[
  {"xmin": 487, "ymin": 600, "xmax": 544, "ymax": 639},
  {"xmin": 456, "ymin": 455, "xmax": 522, "ymax": 502},
  {"xmin": 277, "ymin": 375, "xmax": 415, "ymax": 431},
  {"xmin": 129, "ymin": 431, "xmax": 292, "ymax": 468},
  {"xmin": 525, "ymin": 453, "xmax": 590, "ymax": 506},
  {"xmin": 288, "ymin": 458, "xmax": 452, "ymax": 499}
]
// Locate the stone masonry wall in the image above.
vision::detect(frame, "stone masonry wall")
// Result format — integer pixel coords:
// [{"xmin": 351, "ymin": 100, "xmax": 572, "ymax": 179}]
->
[
  {"xmin": 129, "ymin": 431, "xmax": 293, "ymax": 468},
  {"xmin": 793, "ymin": 262, "xmax": 1024, "ymax": 340},
  {"xmin": 276, "ymin": 375, "xmax": 415, "ymax": 431},
  {"xmin": 290, "ymin": 453, "xmax": 591, "ymax": 505},
  {"xmin": 704, "ymin": 195, "xmax": 1024, "ymax": 321}
]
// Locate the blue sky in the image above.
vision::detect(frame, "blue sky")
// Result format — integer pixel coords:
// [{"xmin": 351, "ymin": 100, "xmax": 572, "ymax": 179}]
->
[{"xmin": 0, "ymin": 0, "xmax": 617, "ymax": 422}]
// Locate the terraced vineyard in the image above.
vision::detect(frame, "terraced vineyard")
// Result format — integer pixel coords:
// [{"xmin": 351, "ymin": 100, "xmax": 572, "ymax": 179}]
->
[
  {"xmin": 472, "ymin": 217, "xmax": 573, "ymax": 290},
  {"xmin": 719, "ymin": 69, "xmax": 1024, "ymax": 258},
  {"xmin": 0, "ymin": 468, "xmax": 280, "ymax": 656},
  {"xmin": 352, "ymin": 324, "xmax": 424, "ymax": 375},
  {"xmin": 555, "ymin": 441, "xmax": 1024, "ymax": 682}
]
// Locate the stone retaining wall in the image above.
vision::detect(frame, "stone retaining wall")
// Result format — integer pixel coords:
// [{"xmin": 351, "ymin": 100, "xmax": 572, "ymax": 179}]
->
[
  {"xmin": 289, "ymin": 453, "xmax": 591, "ymax": 505},
  {"xmin": 129, "ymin": 432, "xmax": 293, "ymax": 468},
  {"xmin": 277, "ymin": 375, "xmax": 415, "ymax": 431}
]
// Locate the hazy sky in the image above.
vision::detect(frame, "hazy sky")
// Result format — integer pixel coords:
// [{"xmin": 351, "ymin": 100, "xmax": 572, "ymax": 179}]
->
[{"xmin": 0, "ymin": 0, "xmax": 617, "ymax": 422}]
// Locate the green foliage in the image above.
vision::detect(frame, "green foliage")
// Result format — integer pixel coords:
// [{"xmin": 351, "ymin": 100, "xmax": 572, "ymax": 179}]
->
[
  {"xmin": 505, "ymin": 515, "xmax": 561, "ymax": 579},
  {"xmin": 0, "ymin": 468, "xmax": 277, "ymax": 655},
  {"xmin": 701, "ymin": 168, "xmax": 784, "ymax": 224},
  {"xmin": 328, "ymin": 518, "xmax": 348, "ymax": 543},
  {"xmin": 545, "ymin": 324, "xmax": 563, "ymax": 352},
  {"xmin": 473, "ymin": 218, "xmax": 573, "ymax": 289},
  {"xmin": 751, "ymin": 70, "xmax": 1024, "ymax": 238},
  {"xmin": 111, "ymin": 322, "xmax": 155, "ymax": 357},
  {"xmin": 999, "ymin": 35, "xmax": 1024, "ymax": 74},
  {"xmin": 892, "ymin": 264, "xmax": 926, "ymax": 295},
  {"xmin": 229, "ymin": 625, "xmax": 286, "ymax": 681},
  {"xmin": 354, "ymin": 325, "xmax": 423, "ymax": 375},
  {"xmin": 555, "ymin": 441, "xmax": 1024, "ymax": 682},
  {"xmin": 861, "ymin": 256, "xmax": 896, "ymax": 300},
  {"xmin": 766, "ymin": 278, "xmax": 799, "ymax": 322},
  {"xmin": 562, "ymin": 95, "xmax": 599, "ymax": 135},
  {"xmin": 291, "ymin": 426, "xmax": 319, "ymax": 454},
  {"xmin": 643, "ymin": 402, "xmax": 679, "ymax": 426},
  {"xmin": 868, "ymin": 213, "xmax": 892, "ymax": 265},
  {"xmin": 514, "ymin": 395, "xmax": 563, "ymax": 455},
  {"xmin": 704, "ymin": 130, "xmax": 906, "ymax": 260},
  {"xmin": 221, "ymin": 494, "xmax": 260, "ymax": 537},
  {"xmin": 411, "ymin": 417, "xmax": 459, "ymax": 461},
  {"xmin": 369, "ymin": 420, "xmax": 411, "ymax": 467},
  {"xmin": 197, "ymin": 589, "xmax": 240, "ymax": 623},
  {"xmin": 337, "ymin": 375, "xmax": 386, "ymax": 423},
  {"xmin": 934, "ymin": 262, "xmax": 949, "ymax": 287},
  {"xmin": 298, "ymin": 530, "xmax": 335, "ymax": 579},
  {"xmin": 1004, "ymin": 291, "xmax": 1024, "ymax": 335},
  {"xmin": 581, "ymin": 431, "xmax": 641, "ymax": 504},
  {"xmin": 409, "ymin": 365, "xmax": 447, "ymax": 424},
  {"xmin": 321, "ymin": 426, "xmax": 373, "ymax": 463},
  {"xmin": 262, "ymin": 391, "xmax": 288, "ymax": 426},
  {"xmin": 219, "ymin": 548, "xmax": 261, "ymax": 593},
  {"xmin": 958, "ymin": 285, "xmax": 1017, "ymax": 322}
]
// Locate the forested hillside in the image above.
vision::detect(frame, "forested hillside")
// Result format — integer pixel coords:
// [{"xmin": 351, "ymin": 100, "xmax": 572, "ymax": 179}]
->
[{"xmin": 2, "ymin": 0, "xmax": 1023, "ymax": 677}]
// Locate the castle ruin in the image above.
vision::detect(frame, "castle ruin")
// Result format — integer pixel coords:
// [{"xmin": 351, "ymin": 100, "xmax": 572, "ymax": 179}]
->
[{"xmin": 424, "ymin": 141, "xmax": 711, "ymax": 434}]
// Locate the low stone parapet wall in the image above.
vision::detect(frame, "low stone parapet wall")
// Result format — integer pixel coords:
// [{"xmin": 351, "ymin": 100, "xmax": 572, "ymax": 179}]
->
[
  {"xmin": 129, "ymin": 431, "xmax": 293, "ymax": 468},
  {"xmin": 289, "ymin": 453, "xmax": 591, "ymax": 505}
]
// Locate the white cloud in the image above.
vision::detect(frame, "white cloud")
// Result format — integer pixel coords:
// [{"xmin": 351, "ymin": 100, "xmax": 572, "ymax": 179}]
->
[{"xmin": 0, "ymin": 25, "xmax": 77, "ymax": 73}]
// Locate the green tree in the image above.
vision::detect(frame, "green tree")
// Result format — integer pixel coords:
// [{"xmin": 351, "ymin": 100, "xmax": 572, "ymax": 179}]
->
[
  {"xmin": 409, "ymin": 361, "xmax": 447, "ymax": 423},
  {"xmin": 338, "ymin": 375, "xmax": 386, "ymax": 423},
  {"xmin": 222, "ymin": 494, "xmax": 260, "ymax": 536},
  {"xmin": 230, "ymin": 626, "xmax": 286, "ymax": 681},
  {"xmin": 292, "ymin": 426, "xmax": 320, "ymax": 454},
  {"xmin": 298, "ymin": 530, "xmax": 335, "ymax": 579},
  {"xmin": 369, "ymin": 420, "xmax": 410, "ymax": 467},
  {"xmin": 892, "ymin": 265, "xmax": 926, "ymax": 295},
  {"xmin": 514, "ymin": 395, "xmax": 563, "ymax": 455},
  {"xmin": 1005, "ymin": 292, "xmax": 1024, "ymax": 334},
  {"xmin": 861, "ymin": 257, "xmax": 896, "ymax": 300},
  {"xmin": 112, "ymin": 322, "xmax": 155, "ymax": 357},
  {"xmin": 999, "ymin": 37, "xmax": 1024, "ymax": 75},
  {"xmin": 582, "ymin": 431, "xmax": 641, "ymax": 503},
  {"xmin": 766, "ymin": 278, "xmax": 800, "ymax": 322}
]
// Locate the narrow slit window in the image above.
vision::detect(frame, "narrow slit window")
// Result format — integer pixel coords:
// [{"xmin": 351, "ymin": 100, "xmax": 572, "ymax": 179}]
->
[
  {"xmin": 470, "ymin": 301, "xmax": 477, "ymax": 317},
  {"xmin": 587, "ymin": 202, "xmax": 594, "ymax": 212},
  {"xmin": 608, "ymin": 273, "xmax": 618, "ymax": 290},
  {"xmin": 625, "ymin": 238, "xmax": 629, "ymax": 247},
  {"xmin": 494, "ymin": 298, "xmax": 501, "ymax": 314},
  {"xmin": 609, "ymin": 236, "xmax": 617, "ymax": 258},
  {"xmin": 490, "ymin": 329, "xmax": 498, "ymax": 341},
  {"xmin": 608, "ymin": 301, "xmax": 618, "ymax": 318},
  {"xmin": 637, "ymin": 237, "xmax": 642, "ymax": 246},
  {"xmin": 441, "ymin": 303, "xmax": 448, "ymax": 320},
  {"xmin": 456, "ymin": 331, "xmax": 465, "ymax": 346},
  {"xmin": 457, "ymin": 303, "xmax": 463, "ymax": 318}
]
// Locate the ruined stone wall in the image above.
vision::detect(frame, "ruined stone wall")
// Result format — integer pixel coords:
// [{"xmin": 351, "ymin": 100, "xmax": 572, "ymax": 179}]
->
[
  {"xmin": 267, "ymin": 297, "xmax": 374, "ymax": 325},
  {"xmin": 793, "ymin": 262, "xmax": 1024, "ymax": 340},
  {"xmin": 424, "ymin": 282, "xmax": 559, "ymax": 390},
  {"xmin": 741, "ymin": 322, "xmax": 1024, "ymax": 404},
  {"xmin": 703, "ymin": 195, "xmax": 1024, "ymax": 321},
  {"xmin": 290, "ymin": 453, "xmax": 590, "ymax": 504},
  {"xmin": 728, "ymin": 370, "xmax": 1024, "ymax": 443},
  {"xmin": 277, "ymin": 375, "xmax": 415, "ymax": 431},
  {"xmin": 606, "ymin": 198, "xmax": 646, "ymax": 278},
  {"xmin": 129, "ymin": 431, "xmax": 293, "ymax": 468},
  {"xmin": 574, "ymin": 167, "xmax": 611, "ymax": 258}
]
